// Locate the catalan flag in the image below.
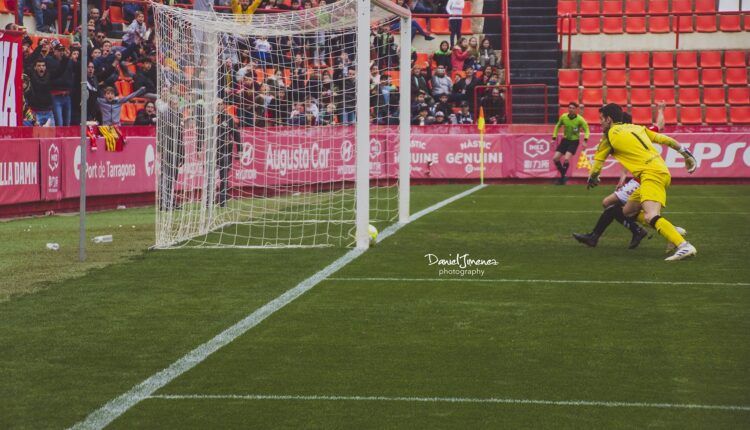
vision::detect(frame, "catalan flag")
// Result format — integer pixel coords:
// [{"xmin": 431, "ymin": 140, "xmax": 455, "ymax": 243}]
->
[
  {"xmin": 99, "ymin": 126, "xmax": 125, "ymax": 152},
  {"xmin": 577, "ymin": 150, "xmax": 592, "ymax": 171}
]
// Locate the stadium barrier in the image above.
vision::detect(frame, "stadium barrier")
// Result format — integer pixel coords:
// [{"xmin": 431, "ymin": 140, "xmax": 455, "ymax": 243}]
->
[{"xmin": 2, "ymin": 126, "xmax": 750, "ymax": 215}]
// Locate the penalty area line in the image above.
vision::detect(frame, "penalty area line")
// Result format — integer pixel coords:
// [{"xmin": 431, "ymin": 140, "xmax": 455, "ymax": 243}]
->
[
  {"xmin": 326, "ymin": 277, "xmax": 750, "ymax": 287},
  {"xmin": 147, "ymin": 393, "xmax": 750, "ymax": 412},
  {"xmin": 68, "ymin": 184, "xmax": 487, "ymax": 430}
]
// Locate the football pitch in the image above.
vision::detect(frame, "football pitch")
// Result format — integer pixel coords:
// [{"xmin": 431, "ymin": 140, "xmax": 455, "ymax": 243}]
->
[{"xmin": 1, "ymin": 184, "xmax": 750, "ymax": 429}]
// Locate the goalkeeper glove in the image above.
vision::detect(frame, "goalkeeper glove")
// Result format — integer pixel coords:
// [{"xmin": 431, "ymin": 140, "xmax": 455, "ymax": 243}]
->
[
  {"xmin": 679, "ymin": 147, "xmax": 697, "ymax": 173},
  {"xmin": 587, "ymin": 172, "xmax": 600, "ymax": 190}
]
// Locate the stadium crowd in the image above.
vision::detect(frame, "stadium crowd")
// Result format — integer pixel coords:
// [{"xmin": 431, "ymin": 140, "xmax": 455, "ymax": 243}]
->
[{"xmin": 13, "ymin": 0, "xmax": 505, "ymax": 127}]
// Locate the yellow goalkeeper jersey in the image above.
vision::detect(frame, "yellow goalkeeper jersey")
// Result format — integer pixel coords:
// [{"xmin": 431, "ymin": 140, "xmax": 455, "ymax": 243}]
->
[{"xmin": 591, "ymin": 123, "xmax": 680, "ymax": 179}]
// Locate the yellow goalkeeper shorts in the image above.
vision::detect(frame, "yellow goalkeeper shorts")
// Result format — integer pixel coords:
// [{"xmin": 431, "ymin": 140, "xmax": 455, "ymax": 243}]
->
[{"xmin": 628, "ymin": 171, "xmax": 671, "ymax": 207}]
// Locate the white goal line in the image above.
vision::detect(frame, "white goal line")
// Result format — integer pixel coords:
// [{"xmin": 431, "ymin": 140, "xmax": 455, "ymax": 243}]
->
[
  {"xmin": 326, "ymin": 277, "xmax": 750, "ymax": 287},
  {"xmin": 147, "ymin": 393, "xmax": 750, "ymax": 412}
]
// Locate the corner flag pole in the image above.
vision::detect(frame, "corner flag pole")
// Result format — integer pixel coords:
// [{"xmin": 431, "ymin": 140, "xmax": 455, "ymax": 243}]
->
[
  {"xmin": 79, "ymin": 0, "xmax": 88, "ymax": 261},
  {"xmin": 477, "ymin": 106, "xmax": 486, "ymax": 185}
]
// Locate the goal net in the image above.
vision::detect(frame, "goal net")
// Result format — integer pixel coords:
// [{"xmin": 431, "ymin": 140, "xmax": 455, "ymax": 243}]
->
[{"xmin": 152, "ymin": 0, "xmax": 410, "ymax": 249}]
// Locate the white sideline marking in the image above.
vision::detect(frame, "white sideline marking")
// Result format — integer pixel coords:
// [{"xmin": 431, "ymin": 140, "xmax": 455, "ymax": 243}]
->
[
  {"xmin": 147, "ymin": 393, "xmax": 750, "ymax": 412},
  {"xmin": 326, "ymin": 277, "xmax": 750, "ymax": 287},
  {"xmin": 439, "ymin": 209, "xmax": 750, "ymax": 215},
  {"xmin": 69, "ymin": 185, "xmax": 487, "ymax": 430}
]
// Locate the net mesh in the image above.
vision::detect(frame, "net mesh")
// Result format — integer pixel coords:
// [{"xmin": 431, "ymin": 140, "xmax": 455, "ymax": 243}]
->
[{"xmin": 152, "ymin": 0, "xmax": 406, "ymax": 248}]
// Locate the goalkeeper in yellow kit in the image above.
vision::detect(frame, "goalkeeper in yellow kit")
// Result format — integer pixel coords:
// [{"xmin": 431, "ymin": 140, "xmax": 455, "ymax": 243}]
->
[{"xmin": 587, "ymin": 103, "xmax": 698, "ymax": 261}]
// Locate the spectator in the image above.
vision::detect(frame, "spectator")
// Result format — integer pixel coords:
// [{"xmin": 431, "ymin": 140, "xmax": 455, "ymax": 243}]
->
[
  {"xmin": 339, "ymin": 67, "xmax": 356, "ymax": 124},
  {"xmin": 411, "ymin": 92, "xmax": 428, "ymax": 116},
  {"xmin": 430, "ymin": 65, "xmax": 452, "ymax": 98},
  {"xmin": 134, "ymin": 101, "xmax": 157, "ymax": 125},
  {"xmin": 85, "ymin": 61, "xmax": 102, "ymax": 122},
  {"xmin": 254, "ymin": 35, "xmax": 272, "ymax": 65},
  {"xmin": 433, "ymin": 93, "xmax": 452, "ymax": 117},
  {"xmin": 451, "ymin": 101, "xmax": 474, "ymax": 124},
  {"xmin": 288, "ymin": 102, "xmax": 307, "ymax": 125},
  {"xmin": 123, "ymin": 2, "xmax": 143, "ymax": 24},
  {"xmin": 411, "ymin": 103, "xmax": 433, "ymax": 125},
  {"xmin": 450, "ymin": 37, "xmax": 470, "ymax": 74},
  {"xmin": 318, "ymin": 102, "xmax": 336, "ymax": 125},
  {"xmin": 234, "ymin": 75, "xmax": 257, "ymax": 126},
  {"xmin": 479, "ymin": 38, "xmax": 499, "ymax": 68},
  {"xmin": 466, "ymin": 36, "xmax": 480, "ymax": 69},
  {"xmin": 433, "ymin": 110, "xmax": 448, "ymax": 124},
  {"xmin": 89, "ymin": 8, "xmax": 113, "ymax": 34},
  {"xmin": 433, "ymin": 41, "xmax": 451, "ymax": 71},
  {"xmin": 411, "ymin": 65, "xmax": 430, "ymax": 99},
  {"xmin": 480, "ymin": 87, "xmax": 506, "ymax": 124},
  {"xmin": 93, "ymin": 31, "xmax": 108, "ymax": 49},
  {"xmin": 232, "ymin": 0, "xmax": 263, "ymax": 15},
  {"xmin": 445, "ymin": 0, "xmax": 465, "ymax": 47},
  {"xmin": 266, "ymin": 69, "xmax": 288, "ymax": 92},
  {"xmin": 24, "ymin": 0, "xmax": 45, "ymax": 33},
  {"xmin": 452, "ymin": 64, "xmax": 480, "ymax": 110},
  {"xmin": 269, "ymin": 89, "xmax": 292, "ymax": 124},
  {"xmin": 26, "ymin": 49, "xmax": 69, "ymax": 126},
  {"xmin": 134, "ymin": 58, "xmax": 158, "ymax": 99},
  {"xmin": 123, "ymin": 11, "xmax": 147, "ymax": 53},
  {"xmin": 97, "ymin": 86, "xmax": 147, "ymax": 126}
]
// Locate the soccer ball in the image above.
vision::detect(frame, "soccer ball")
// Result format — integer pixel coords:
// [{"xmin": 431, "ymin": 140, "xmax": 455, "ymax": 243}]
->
[{"xmin": 368, "ymin": 224, "xmax": 379, "ymax": 245}]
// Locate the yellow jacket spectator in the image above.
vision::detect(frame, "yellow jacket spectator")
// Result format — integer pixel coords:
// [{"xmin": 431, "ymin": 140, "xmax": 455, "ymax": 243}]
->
[{"xmin": 231, "ymin": 0, "xmax": 263, "ymax": 15}]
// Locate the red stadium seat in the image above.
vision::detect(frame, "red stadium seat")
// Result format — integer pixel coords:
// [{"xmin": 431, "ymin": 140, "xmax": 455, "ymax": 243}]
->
[
  {"xmin": 705, "ymin": 106, "xmax": 727, "ymax": 124},
  {"xmin": 699, "ymin": 51, "xmax": 722, "ymax": 68},
  {"xmin": 652, "ymin": 52, "xmax": 674, "ymax": 69},
  {"xmin": 675, "ymin": 51, "xmax": 698, "ymax": 68},
  {"xmin": 680, "ymin": 106, "xmax": 703, "ymax": 124},
  {"xmin": 726, "ymin": 68, "xmax": 749, "ymax": 86},
  {"xmin": 672, "ymin": 0, "xmax": 694, "ymax": 32},
  {"xmin": 695, "ymin": 14, "xmax": 717, "ymax": 32},
  {"xmin": 115, "ymin": 80, "xmax": 132, "ymax": 96},
  {"xmin": 461, "ymin": 2, "xmax": 472, "ymax": 34},
  {"xmin": 558, "ymin": 0, "xmax": 577, "ymax": 15},
  {"xmin": 678, "ymin": 87, "xmax": 701, "ymax": 105},
  {"xmin": 630, "ymin": 88, "xmax": 652, "ymax": 105},
  {"xmin": 602, "ymin": 0, "xmax": 624, "ymax": 33},
  {"xmin": 582, "ymin": 88, "xmax": 604, "ymax": 105},
  {"xmin": 629, "ymin": 52, "xmax": 650, "ymax": 69},
  {"xmin": 701, "ymin": 68, "xmax": 724, "ymax": 86},
  {"xmin": 662, "ymin": 106, "xmax": 678, "ymax": 124},
  {"xmin": 703, "ymin": 87, "xmax": 726, "ymax": 105},
  {"xmin": 648, "ymin": 0, "xmax": 671, "ymax": 33},
  {"xmin": 416, "ymin": 52, "xmax": 429, "ymax": 67},
  {"xmin": 606, "ymin": 69, "xmax": 627, "ymax": 87},
  {"xmin": 430, "ymin": 18, "xmax": 450, "ymax": 34},
  {"xmin": 745, "ymin": 14, "xmax": 750, "ymax": 32},
  {"xmin": 730, "ymin": 106, "xmax": 750, "ymax": 124},
  {"xmin": 724, "ymin": 51, "xmax": 747, "ymax": 68},
  {"xmin": 580, "ymin": 1, "xmax": 601, "ymax": 33},
  {"xmin": 581, "ymin": 52, "xmax": 602, "ymax": 69},
  {"xmin": 108, "ymin": 6, "xmax": 125, "ymax": 24},
  {"xmin": 629, "ymin": 69, "xmax": 651, "ymax": 86},
  {"xmin": 605, "ymin": 52, "xmax": 627, "ymax": 69},
  {"xmin": 677, "ymin": 68, "xmax": 700, "ymax": 86},
  {"xmin": 694, "ymin": 0, "xmax": 716, "ymax": 13},
  {"xmin": 631, "ymin": 106, "xmax": 653, "ymax": 124},
  {"xmin": 559, "ymin": 87, "xmax": 580, "ymax": 105},
  {"xmin": 728, "ymin": 87, "xmax": 750, "ymax": 105},
  {"xmin": 120, "ymin": 103, "xmax": 136, "ymax": 123},
  {"xmin": 559, "ymin": 14, "xmax": 578, "ymax": 34},
  {"xmin": 625, "ymin": 0, "xmax": 647, "ymax": 33},
  {"xmin": 581, "ymin": 106, "xmax": 600, "ymax": 121},
  {"xmin": 606, "ymin": 87, "xmax": 628, "ymax": 105},
  {"xmin": 582, "ymin": 69, "xmax": 604, "ymax": 87},
  {"xmin": 653, "ymin": 87, "xmax": 677, "ymax": 105},
  {"xmin": 719, "ymin": 14, "xmax": 742, "ymax": 32},
  {"xmin": 559, "ymin": 69, "xmax": 581, "ymax": 87},
  {"xmin": 653, "ymin": 69, "xmax": 675, "ymax": 86}
]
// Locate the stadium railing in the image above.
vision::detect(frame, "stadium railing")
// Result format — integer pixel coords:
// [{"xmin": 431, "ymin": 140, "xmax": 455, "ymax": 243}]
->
[{"xmin": 473, "ymin": 84, "xmax": 549, "ymax": 125}]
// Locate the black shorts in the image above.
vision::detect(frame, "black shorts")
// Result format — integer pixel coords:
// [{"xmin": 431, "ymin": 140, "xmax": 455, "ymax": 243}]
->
[{"xmin": 555, "ymin": 139, "xmax": 580, "ymax": 155}]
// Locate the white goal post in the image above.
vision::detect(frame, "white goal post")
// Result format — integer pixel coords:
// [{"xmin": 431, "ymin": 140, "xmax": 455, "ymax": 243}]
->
[{"xmin": 151, "ymin": 0, "xmax": 411, "ymax": 249}]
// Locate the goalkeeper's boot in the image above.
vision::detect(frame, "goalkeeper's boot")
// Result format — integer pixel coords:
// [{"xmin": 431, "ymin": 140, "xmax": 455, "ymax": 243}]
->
[
  {"xmin": 628, "ymin": 227, "xmax": 649, "ymax": 249},
  {"xmin": 665, "ymin": 227, "xmax": 687, "ymax": 253},
  {"xmin": 573, "ymin": 232, "xmax": 598, "ymax": 247},
  {"xmin": 664, "ymin": 241, "xmax": 697, "ymax": 261}
]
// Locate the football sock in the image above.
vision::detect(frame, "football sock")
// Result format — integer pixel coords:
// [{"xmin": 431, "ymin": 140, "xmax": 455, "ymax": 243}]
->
[
  {"xmin": 636, "ymin": 211, "xmax": 647, "ymax": 226},
  {"xmin": 562, "ymin": 161, "xmax": 570, "ymax": 177},
  {"xmin": 612, "ymin": 205, "xmax": 642, "ymax": 234},
  {"xmin": 650, "ymin": 215, "xmax": 685, "ymax": 247},
  {"xmin": 592, "ymin": 205, "xmax": 618, "ymax": 237},
  {"xmin": 554, "ymin": 160, "xmax": 564, "ymax": 175}
]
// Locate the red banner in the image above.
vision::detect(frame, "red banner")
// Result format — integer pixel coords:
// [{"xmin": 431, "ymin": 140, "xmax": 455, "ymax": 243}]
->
[
  {"xmin": 0, "ymin": 139, "xmax": 40, "ymax": 204},
  {"xmin": 0, "ymin": 31, "xmax": 24, "ymax": 127}
]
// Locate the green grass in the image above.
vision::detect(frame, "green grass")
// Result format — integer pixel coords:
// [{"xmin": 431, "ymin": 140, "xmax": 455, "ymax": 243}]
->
[{"xmin": 1, "ymin": 184, "xmax": 749, "ymax": 429}]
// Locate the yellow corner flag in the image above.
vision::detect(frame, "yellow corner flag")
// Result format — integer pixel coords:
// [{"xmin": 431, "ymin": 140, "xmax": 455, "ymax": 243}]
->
[
  {"xmin": 577, "ymin": 150, "xmax": 592, "ymax": 171},
  {"xmin": 477, "ymin": 106, "xmax": 486, "ymax": 132}
]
